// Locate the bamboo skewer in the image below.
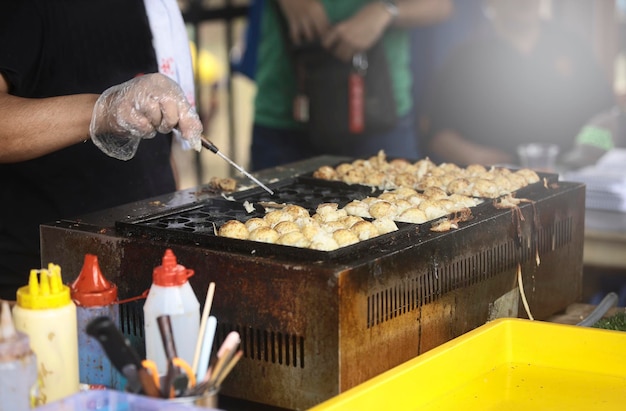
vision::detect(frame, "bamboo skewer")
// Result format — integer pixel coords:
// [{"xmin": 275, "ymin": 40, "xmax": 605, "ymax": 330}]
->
[{"xmin": 192, "ymin": 282, "xmax": 216, "ymax": 375}]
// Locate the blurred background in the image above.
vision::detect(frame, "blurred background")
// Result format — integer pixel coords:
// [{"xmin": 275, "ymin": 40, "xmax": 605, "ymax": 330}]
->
[{"xmin": 174, "ymin": 0, "xmax": 626, "ymax": 190}]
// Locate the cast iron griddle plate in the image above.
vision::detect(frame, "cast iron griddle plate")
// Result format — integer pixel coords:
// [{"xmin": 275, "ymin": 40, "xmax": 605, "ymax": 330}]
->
[
  {"xmin": 115, "ymin": 177, "xmax": 420, "ymax": 261},
  {"xmin": 115, "ymin": 170, "xmax": 555, "ymax": 261}
]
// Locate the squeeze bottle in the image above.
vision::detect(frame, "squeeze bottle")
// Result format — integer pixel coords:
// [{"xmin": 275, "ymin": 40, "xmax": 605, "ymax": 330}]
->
[
  {"xmin": 143, "ymin": 249, "xmax": 200, "ymax": 373},
  {"xmin": 12, "ymin": 264, "xmax": 79, "ymax": 404},
  {"xmin": 0, "ymin": 301, "xmax": 39, "ymax": 411},
  {"xmin": 70, "ymin": 254, "xmax": 124, "ymax": 390}
]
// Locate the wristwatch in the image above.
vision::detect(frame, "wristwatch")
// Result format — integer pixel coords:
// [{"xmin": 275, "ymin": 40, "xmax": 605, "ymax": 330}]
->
[{"xmin": 380, "ymin": 0, "xmax": 399, "ymax": 21}]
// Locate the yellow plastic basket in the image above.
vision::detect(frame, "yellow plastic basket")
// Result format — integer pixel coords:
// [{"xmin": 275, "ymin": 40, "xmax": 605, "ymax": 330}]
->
[{"xmin": 309, "ymin": 318, "xmax": 626, "ymax": 411}]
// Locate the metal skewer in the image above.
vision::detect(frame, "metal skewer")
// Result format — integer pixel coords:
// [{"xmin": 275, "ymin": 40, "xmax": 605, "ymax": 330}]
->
[{"xmin": 200, "ymin": 136, "xmax": 274, "ymax": 196}]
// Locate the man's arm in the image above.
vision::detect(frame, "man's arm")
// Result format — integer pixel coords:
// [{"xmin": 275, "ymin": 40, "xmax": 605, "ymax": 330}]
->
[
  {"xmin": 0, "ymin": 74, "xmax": 98, "ymax": 163},
  {"xmin": 323, "ymin": 0, "xmax": 453, "ymax": 61},
  {"xmin": 0, "ymin": 73, "xmax": 204, "ymax": 163},
  {"xmin": 391, "ymin": 0, "xmax": 454, "ymax": 28}
]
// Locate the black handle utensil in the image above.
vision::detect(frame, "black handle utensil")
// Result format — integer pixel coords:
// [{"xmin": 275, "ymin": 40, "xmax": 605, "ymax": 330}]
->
[
  {"xmin": 86, "ymin": 316, "xmax": 161, "ymax": 398},
  {"xmin": 200, "ymin": 136, "xmax": 274, "ymax": 195}
]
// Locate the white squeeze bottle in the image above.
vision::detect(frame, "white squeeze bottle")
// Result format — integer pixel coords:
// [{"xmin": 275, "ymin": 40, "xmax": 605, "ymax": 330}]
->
[
  {"xmin": 0, "ymin": 301, "xmax": 39, "ymax": 411},
  {"xmin": 12, "ymin": 264, "xmax": 79, "ymax": 405},
  {"xmin": 143, "ymin": 249, "xmax": 200, "ymax": 372}
]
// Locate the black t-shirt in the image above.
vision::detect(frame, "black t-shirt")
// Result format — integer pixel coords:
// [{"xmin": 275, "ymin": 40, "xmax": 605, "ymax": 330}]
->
[
  {"xmin": 0, "ymin": 0, "xmax": 177, "ymax": 298},
  {"xmin": 424, "ymin": 22, "xmax": 615, "ymax": 164}
]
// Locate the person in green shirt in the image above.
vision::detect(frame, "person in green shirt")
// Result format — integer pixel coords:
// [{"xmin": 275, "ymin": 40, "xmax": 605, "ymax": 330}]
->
[{"xmin": 250, "ymin": 0, "xmax": 453, "ymax": 171}]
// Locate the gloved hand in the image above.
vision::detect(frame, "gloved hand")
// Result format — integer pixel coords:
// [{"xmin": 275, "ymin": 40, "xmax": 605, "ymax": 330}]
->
[{"xmin": 89, "ymin": 73, "xmax": 203, "ymax": 160}]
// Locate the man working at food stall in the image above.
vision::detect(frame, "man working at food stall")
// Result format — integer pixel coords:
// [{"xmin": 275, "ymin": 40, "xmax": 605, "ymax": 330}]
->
[
  {"xmin": 422, "ymin": 0, "xmax": 615, "ymax": 166},
  {"xmin": 250, "ymin": 0, "xmax": 454, "ymax": 171},
  {"xmin": 0, "ymin": 0, "xmax": 204, "ymax": 300}
]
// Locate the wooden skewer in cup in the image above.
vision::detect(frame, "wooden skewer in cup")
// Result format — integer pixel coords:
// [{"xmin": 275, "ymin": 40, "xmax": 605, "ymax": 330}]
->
[
  {"xmin": 206, "ymin": 331, "xmax": 241, "ymax": 387},
  {"xmin": 192, "ymin": 282, "xmax": 216, "ymax": 376},
  {"xmin": 187, "ymin": 331, "xmax": 242, "ymax": 396}
]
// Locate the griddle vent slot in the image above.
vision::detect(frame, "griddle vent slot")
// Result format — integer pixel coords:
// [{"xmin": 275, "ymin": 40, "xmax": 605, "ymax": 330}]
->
[
  {"xmin": 367, "ymin": 217, "xmax": 574, "ymax": 328},
  {"xmin": 217, "ymin": 323, "xmax": 305, "ymax": 369}
]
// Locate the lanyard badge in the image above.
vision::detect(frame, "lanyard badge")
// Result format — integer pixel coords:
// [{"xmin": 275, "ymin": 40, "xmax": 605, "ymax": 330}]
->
[{"xmin": 349, "ymin": 52, "xmax": 368, "ymax": 134}]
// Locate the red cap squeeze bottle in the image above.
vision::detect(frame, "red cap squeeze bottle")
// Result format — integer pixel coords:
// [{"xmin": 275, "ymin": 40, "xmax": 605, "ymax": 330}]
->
[{"xmin": 70, "ymin": 254, "xmax": 124, "ymax": 390}]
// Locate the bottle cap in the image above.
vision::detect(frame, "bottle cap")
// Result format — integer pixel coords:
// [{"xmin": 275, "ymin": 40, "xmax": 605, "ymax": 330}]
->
[
  {"xmin": 16, "ymin": 264, "xmax": 72, "ymax": 309},
  {"xmin": 70, "ymin": 254, "xmax": 118, "ymax": 307},
  {"xmin": 0, "ymin": 301, "xmax": 34, "ymax": 361},
  {"xmin": 152, "ymin": 249, "xmax": 194, "ymax": 287}
]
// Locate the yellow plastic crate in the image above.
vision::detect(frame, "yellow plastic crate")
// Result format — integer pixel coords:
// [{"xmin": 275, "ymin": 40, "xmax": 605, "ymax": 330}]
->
[{"xmin": 309, "ymin": 318, "xmax": 626, "ymax": 411}]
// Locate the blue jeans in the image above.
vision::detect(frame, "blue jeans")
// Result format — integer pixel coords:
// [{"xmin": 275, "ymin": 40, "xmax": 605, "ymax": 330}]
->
[{"xmin": 250, "ymin": 113, "xmax": 419, "ymax": 171}]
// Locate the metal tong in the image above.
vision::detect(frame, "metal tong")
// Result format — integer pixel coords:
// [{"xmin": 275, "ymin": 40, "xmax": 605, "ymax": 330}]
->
[{"xmin": 200, "ymin": 136, "xmax": 274, "ymax": 196}]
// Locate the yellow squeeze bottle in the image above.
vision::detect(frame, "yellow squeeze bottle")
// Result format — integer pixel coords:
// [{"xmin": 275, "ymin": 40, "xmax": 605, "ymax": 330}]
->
[{"xmin": 12, "ymin": 264, "xmax": 79, "ymax": 404}]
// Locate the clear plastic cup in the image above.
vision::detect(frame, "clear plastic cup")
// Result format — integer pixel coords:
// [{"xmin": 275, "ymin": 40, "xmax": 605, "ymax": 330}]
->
[{"xmin": 517, "ymin": 143, "xmax": 559, "ymax": 171}]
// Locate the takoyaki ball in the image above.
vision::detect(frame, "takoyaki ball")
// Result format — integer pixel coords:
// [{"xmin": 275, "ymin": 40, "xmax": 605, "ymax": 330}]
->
[
  {"xmin": 507, "ymin": 173, "xmax": 528, "ymax": 191},
  {"xmin": 448, "ymin": 194, "xmax": 481, "ymax": 208},
  {"xmin": 418, "ymin": 200, "xmax": 448, "ymax": 220},
  {"xmin": 434, "ymin": 198, "xmax": 456, "ymax": 213},
  {"xmin": 294, "ymin": 216, "xmax": 318, "ymax": 228},
  {"xmin": 248, "ymin": 226, "xmax": 279, "ymax": 243},
  {"xmin": 309, "ymin": 233, "xmax": 340, "ymax": 251},
  {"xmin": 340, "ymin": 215, "xmax": 364, "ymax": 228},
  {"xmin": 364, "ymin": 171, "xmax": 386, "ymax": 187},
  {"xmin": 515, "ymin": 168, "xmax": 540, "ymax": 184},
  {"xmin": 283, "ymin": 204, "xmax": 310, "ymax": 220},
  {"xmin": 316, "ymin": 202, "xmax": 339, "ymax": 215},
  {"xmin": 417, "ymin": 175, "xmax": 445, "ymax": 191},
  {"xmin": 378, "ymin": 192, "xmax": 399, "ymax": 202},
  {"xmin": 392, "ymin": 187, "xmax": 418, "ymax": 199},
  {"xmin": 422, "ymin": 186, "xmax": 448, "ymax": 200},
  {"xmin": 396, "ymin": 207, "xmax": 428, "ymax": 224},
  {"xmin": 493, "ymin": 167, "xmax": 512, "ymax": 176},
  {"xmin": 218, "ymin": 220, "xmax": 249, "ymax": 240},
  {"xmin": 471, "ymin": 178, "xmax": 500, "ymax": 198},
  {"xmin": 335, "ymin": 163, "xmax": 353, "ymax": 177},
  {"xmin": 438, "ymin": 162, "xmax": 463, "ymax": 174},
  {"xmin": 447, "ymin": 178, "xmax": 472, "ymax": 196},
  {"xmin": 321, "ymin": 221, "xmax": 347, "ymax": 234},
  {"xmin": 277, "ymin": 231, "xmax": 310, "ymax": 248},
  {"xmin": 394, "ymin": 172, "xmax": 419, "ymax": 188},
  {"xmin": 393, "ymin": 199, "xmax": 412, "ymax": 215},
  {"xmin": 264, "ymin": 210, "xmax": 293, "ymax": 227},
  {"xmin": 368, "ymin": 201, "xmax": 399, "ymax": 219},
  {"xmin": 352, "ymin": 158, "xmax": 368, "ymax": 168},
  {"xmin": 373, "ymin": 217, "xmax": 399, "ymax": 235},
  {"xmin": 362, "ymin": 196, "xmax": 382, "ymax": 206},
  {"xmin": 438, "ymin": 173, "xmax": 456, "ymax": 188},
  {"xmin": 333, "ymin": 229, "xmax": 360, "ymax": 247},
  {"xmin": 389, "ymin": 158, "xmax": 412, "ymax": 171},
  {"xmin": 315, "ymin": 203, "xmax": 348, "ymax": 223},
  {"xmin": 414, "ymin": 158, "xmax": 436, "ymax": 178},
  {"xmin": 301, "ymin": 224, "xmax": 324, "ymax": 241},
  {"xmin": 370, "ymin": 149, "xmax": 388, "ymax": 167},
  {"xmin": 313, "ymin": 165, "xmax": 337, "ymax": 180},
  {"xmin": 407, "ymin": 193, "xmax": 427, "ymax": 206},
  {"xmin": 273, "ymin": 221, "xmax": 301, "ymax": 236},
  {"xmin": 342, "ymin": 168, "xmax": 366, "ymax": 184},
  {"xmin": 465, "ymin": 164, "xmax": 488, "ymax": 176},
  {"xmin": 350, "ymin": 220, "xmax": 380, "ymax": 240},
  {"xmin": 244, "ymin": 217, "xmax": 269, "ymax": 232},
  {"xmin": 492, "ymin": 175, "xmax": 513, "ymax": 195},
  {"xmin": 344, "ymin": 200, "xmax": 371, "ymax": 218}
]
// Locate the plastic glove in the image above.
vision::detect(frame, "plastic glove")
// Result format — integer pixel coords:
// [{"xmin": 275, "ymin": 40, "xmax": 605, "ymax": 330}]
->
[{"xmin": 89, "ymin": 73, "xmax": 202, "ymax": 160}]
